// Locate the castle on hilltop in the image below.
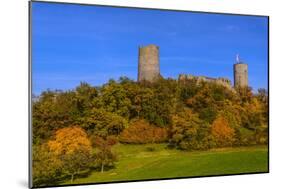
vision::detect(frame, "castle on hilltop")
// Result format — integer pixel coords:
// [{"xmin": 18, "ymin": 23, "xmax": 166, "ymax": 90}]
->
[{"xmin": 137, "ymin": 44, "xmax": 248, "ymax": 88}]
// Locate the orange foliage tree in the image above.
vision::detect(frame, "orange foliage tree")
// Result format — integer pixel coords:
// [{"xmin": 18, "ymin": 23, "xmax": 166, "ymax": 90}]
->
[
  {"xmin": 48, "ymin": 126, "xmax": 92, "ymax": 183},
  {"xmin": 119, "ymin": 119, "xmax": 168, "ymax": 144},
  {"xmin": 211, "ymin": 116, "xmax": 235, "ymax": 147}
]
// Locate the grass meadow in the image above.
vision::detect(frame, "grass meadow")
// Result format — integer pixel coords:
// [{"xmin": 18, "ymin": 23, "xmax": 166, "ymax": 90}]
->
[{"xmin": 63, "ymin": 144, "xmax": 268, "ymax": 185}]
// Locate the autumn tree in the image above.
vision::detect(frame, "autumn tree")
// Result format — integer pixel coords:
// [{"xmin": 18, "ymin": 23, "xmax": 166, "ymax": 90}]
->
[
  {"xmin": 255, "ymin": 88, "xmax": 269, "ymax": 144},
  {"xmin": 242, "ymin": 98, "xmax": 268, "ymax": 144},
  {"xmin": 186, "ymin": 82, "xmax": 236, "ymax": 111},
  {"xmin": 170, "ymin": 108, "xmax": 212, "ymax": 150},
  {"xmin": 48, "ymin": 127, "xmax": 92, "ymax": 183},
  {"xmin": 32, "ymin": 77, "xmax": 269, "ymax": 155},
  {"xmin": 211, "ymin": 116, "xmax": 235, "ymax": 147},
  {"xmin": 119, "ymin": 119, "xmax": 168, "ymax": 144},
  {"xmin": 236, "ymin": 86, "xmax": 254, "ymax": 103}
]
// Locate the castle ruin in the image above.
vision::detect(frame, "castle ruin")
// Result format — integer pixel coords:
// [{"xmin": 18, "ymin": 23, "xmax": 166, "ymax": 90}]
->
[
  {"xmin": 137, "ymin": 45, "xmax": 248, "ymax": 88},
  {"xmin": 233, "ymin": 54, "xmax": 248, "ymax": 88},
  {"xmin": 178, "ymin": 74, "xmax": 232, "ymax": 89},
  {"xmin": 138, "ymin": 44, "xmax": 160, "ymax": 82}
]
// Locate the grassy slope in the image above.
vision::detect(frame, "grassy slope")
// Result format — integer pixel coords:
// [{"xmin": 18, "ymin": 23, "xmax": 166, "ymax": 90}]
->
[{"xmin": 64, "ymin": 144, "xmax": 268, "ymax": 185}]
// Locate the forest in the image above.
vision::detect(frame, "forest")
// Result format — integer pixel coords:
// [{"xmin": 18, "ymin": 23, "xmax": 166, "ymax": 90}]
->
[{"xmin": 32, "ymin": 77, "xmax": 268, "ymax": 187}]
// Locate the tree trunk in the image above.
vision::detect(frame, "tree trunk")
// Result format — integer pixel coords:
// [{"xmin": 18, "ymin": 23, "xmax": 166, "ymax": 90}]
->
[
  {"xmin": 71, "ymin": 174, "xmax": 74, "ymax": 183},
  {"xmin": 101, "ymin": 163, "xmax": 104, "ymax": 173}
]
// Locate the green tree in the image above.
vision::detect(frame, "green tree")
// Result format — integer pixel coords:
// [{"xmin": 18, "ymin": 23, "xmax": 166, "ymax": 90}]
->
[
  {"xmin": 178, "ymin": 78, "xmax": 199, "ymax": 101},
  {"xmin": 96, "ymin": 80, "xmax": 132, "ymax": 118},
  {"xmin": 75, "ymin": 82, "xmax": 98, "ymax": 113},
  {"xmin": 79, "ymin": 108, "xmax": 128, "ymax": 137},
  {"xmin": 61, "ymin": 149, "xmax": 93, "ymax": 182},
  {"xmin": 198, "ymin": 106, "xmax": 218, "ymax": 124},
  {"xmin": 138, "ymin": 79, "xmax": 177, "ymax": 127},
  {"xmin": 32, "ymin": 90, "xmax": 79, "ymax": 144},
  {"xmin": 91, "ymin": 136, "xmax": 117, "ymax": 172},
  {"xmin": 32, "ymin": 144, "xmax": 63, "ymax": 187}
]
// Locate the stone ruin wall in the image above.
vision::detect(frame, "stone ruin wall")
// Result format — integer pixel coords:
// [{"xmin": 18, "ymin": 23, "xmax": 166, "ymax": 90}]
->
[
  {"xmin": 178, "ymin": 74, "xmax": 232, "ymax": 89},
  {"xmin": 138, "ymin": 45, "xmax": 160, "ymax": 82},
  {"xmin": 137, "ymin": 44, "xmax": 248, "ymax": 89}
]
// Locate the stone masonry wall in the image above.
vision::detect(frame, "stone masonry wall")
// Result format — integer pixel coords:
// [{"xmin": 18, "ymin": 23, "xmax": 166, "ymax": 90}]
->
[
  {"xmin": 234, "ymin": 63, "xmax": 248, "ymax": 88},
  {"xmin": 138, "ymin": 45, "xmax": 160, "ymax": 82}
]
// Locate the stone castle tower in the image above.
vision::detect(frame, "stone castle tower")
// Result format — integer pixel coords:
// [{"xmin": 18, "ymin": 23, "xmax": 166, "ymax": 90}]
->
[
  {"xmin": 138, "ymin": 44, "xmax": 160, "ymax": 82},
  {"xmin": 234, "ymin": 54, "xmax": 248, "ymax": 88}
]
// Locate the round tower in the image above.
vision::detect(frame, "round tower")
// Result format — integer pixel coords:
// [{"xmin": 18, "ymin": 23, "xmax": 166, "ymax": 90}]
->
[
  {"xmin": 234, "ymin": 54, "xmax": 248, "ymax": 88},
  {"xmin": 138, "ymin": 44, "xmax": 160, "ymax": 82}
]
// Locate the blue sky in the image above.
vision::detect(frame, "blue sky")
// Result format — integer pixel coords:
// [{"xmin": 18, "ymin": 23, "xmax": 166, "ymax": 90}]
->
[{"xmin": 32, "ymin": 2, "xmax": 268, "ymax": 95}]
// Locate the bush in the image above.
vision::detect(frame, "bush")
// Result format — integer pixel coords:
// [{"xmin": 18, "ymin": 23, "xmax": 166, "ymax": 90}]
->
[
  {"xmin": 119, "ymin": 119, "xmax": 168, "ymax": 144},
  {"xmin": 146, "ymin": 146, "xmax": 156, "ymax": 152}
]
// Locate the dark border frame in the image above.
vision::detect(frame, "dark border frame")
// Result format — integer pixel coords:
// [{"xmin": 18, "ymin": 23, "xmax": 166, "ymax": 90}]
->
[{"xmin": 28, "ymin": 1, "xmax": 270, "ymax": 188}]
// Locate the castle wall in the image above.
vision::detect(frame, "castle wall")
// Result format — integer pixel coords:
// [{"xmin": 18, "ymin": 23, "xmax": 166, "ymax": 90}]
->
[
  {"xmin": 178, "ymin": 74, "xmax": 232, "ymax": 89},
  {"xmin": 138, "ymin": 45, "xmax": 160, "ymax": 82},
  {"xmin": 137, "ymin": 45, "xmax": 249, "ymax": 89},
  {"xmin": 234, "ymin": 63, "xmax": 248, "ymax": 88}
]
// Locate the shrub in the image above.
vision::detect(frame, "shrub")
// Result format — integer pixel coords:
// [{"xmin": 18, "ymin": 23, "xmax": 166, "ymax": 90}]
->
[
  {"xmin": 119, "ymin": 119, "xmax": 168, "ymax": 144},
  {"xmin": 146, "ymin": 146, "xmax": 156, "ymax": 152}
]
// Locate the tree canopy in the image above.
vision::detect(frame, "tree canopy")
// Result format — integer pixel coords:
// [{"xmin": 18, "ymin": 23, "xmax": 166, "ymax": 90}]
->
[{"xmin": 32, "ymin": 78, "xmax": 268, "ymax": 186}]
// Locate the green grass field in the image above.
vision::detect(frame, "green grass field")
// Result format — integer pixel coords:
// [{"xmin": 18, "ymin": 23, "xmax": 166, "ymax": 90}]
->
[{"xmin": 63, "ymin": 144, "xmax": 268, "ymax": 185}]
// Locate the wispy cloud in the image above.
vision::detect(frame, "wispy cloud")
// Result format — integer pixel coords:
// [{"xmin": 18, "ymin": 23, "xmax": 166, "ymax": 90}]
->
[{"xmin": 219, "ymin": 25, "xmax": 241, "ymax": 32}]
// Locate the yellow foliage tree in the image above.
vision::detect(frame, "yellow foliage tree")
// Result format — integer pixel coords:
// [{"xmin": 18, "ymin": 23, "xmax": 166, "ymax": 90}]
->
[
  {"xmin": 48, "ymin": 126, "xmax": 92, "ymax": 182},
  {"xmin": 211, "ymin": 116, "xmax": 235, "ymax": 147},
  {"xmin": 48, "ymin": 126, "xmax": 91, "ymax": 155}
]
